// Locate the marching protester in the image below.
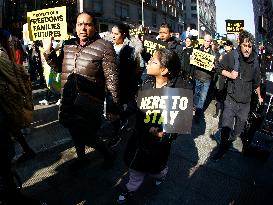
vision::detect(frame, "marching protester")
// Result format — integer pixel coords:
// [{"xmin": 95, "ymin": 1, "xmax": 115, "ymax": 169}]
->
[
  {"xmin": 111, "ymin": 23, "xmax": 143, "ymax": 106},
  {"xmin": 0, "ymin": 29, "xmax": 43, "ymax": 205},
  {"xmin": 43, "ymin": 12, "xmax": 120, "ymax": 169},
  {"xmin": 181, "ymin": 37, "xmax": 194, "ymax": 81},
  {"xmin": 105, "ymin": 23, "xmax": 144, "ymax": 146},
  {"xmin": 212, "ymin": 30, "xmax": 263, "ymax": 161},
  {"xmin": 159, "ymin": 23, "xmax": 183, "ymax": 68},
  {"xmin": 28, "ymin": 41, "xmax": 45, "ymax": 88},
  {"xmin": 193, "ymin": 34, "xmax": 217, "ymax": 123},
  {"xmin": 117, "ymin": 48, "xmax": 182, "ymax": 204}
]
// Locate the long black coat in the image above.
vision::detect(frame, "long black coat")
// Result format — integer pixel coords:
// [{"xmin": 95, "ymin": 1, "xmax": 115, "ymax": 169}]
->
[{"xmin": 124, "ymin": 78, "xmax": 180, "ymax": 174}]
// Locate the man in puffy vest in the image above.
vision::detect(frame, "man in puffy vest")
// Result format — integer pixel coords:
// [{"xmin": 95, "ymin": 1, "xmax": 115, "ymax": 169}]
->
[
  {"xmin": 212, "ymin": 30, "xmax": 263, "ymax": 161},
  {"xmin": 43, "ymin": 12, "xmax": 120, "ymax": 169}
]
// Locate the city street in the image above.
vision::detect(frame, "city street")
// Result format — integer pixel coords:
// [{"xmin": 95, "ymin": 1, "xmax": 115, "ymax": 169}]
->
[{"xmin": 14, "ymin": 89, "xmax": 273, "ymax": 205}]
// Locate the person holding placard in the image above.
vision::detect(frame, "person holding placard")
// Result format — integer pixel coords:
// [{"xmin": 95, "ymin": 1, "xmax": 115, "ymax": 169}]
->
[
  {"xmin": 193, "ymin": 34, "xmax": 216, "ymax": 123},
  {"xmin": 117, "ymin": 48, "xmax": 182, "ymax": 204}
]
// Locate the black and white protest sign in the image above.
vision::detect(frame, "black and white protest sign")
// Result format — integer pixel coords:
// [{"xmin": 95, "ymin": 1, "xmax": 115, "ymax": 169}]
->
[{"xmin": 137, "ymin": 87, "xmax": 193, "ymax": 134}]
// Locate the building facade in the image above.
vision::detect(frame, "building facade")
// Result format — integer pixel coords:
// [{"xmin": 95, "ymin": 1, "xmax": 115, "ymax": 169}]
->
[
  {"xmin": 253, "ymin": 0, "xmax": 273, "ymax": 46},
  {"xmin": 1, "ymin": 0, "xmax": 184, "ymax": 37},
  {"xmin": 183, "ymin": 0, "xmax": 216, "ymax": 38},
  {"xmin": 83, "ymin": 0, "xmax": 184, "ymax": 34}
]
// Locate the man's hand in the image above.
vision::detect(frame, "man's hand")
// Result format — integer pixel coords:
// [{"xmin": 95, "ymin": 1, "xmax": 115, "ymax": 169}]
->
[
  {"xmin": 230, "ymin": 70, "xmax": 239, "ymax": 79},
  {"xmin": 258, "ymin": 97, "xmax": 264, "ymax": 105},
  {"xmin": 42, "ymin": 37, "xmax": 53, "ymax": 54},
  {"xmin": 149, "ymin": 127, "xmax": 165, "ymax": 138},
  {"xmin": 107, "ymin": 113, "xmax": 120, "ymax": 122}
]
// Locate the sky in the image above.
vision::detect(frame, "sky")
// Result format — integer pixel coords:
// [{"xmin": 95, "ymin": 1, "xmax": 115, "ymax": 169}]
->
[{"xmin": 215, "ymin": 0, "xmax": 255, "ymax": 36}]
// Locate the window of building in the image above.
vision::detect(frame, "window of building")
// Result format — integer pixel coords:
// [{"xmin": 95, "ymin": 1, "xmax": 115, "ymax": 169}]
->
[
  {"xmin": 115, "ymin": 2, "xmax": 129, "ymax": 18},
  {"xmin": 138, "ymin": 9, "xmax": 142, "ymax": 21},
  {"xmin": 99, "ymin": 24, "xmax": 108, "ymax": 32},
  {"xmin": 151, "ymin": 0, "xmax": 157, "ymax": 7},
  {"xmin": 86, "ymin": 0, "xmax": 102, "ymax": 13},
  {"xmin": 191, "ymin": 6, "xmax": 196, "ymax": 10},
  {"xmin": 161, "ymin": 2, "xmax": 167, "ymax": 12},
  {"xmin": 191, "ymin": 13, "xmax": 197, "ymax": 18},
  {"xmin": 92, "ymin": 0, "xmax": 102, "ymax": 13},
  {"xmin": 191, "ymin": 0, "xmax": 196, "ymax": 3},
  {"xmin": 152, "ymin": 13, "xmax": 157, "ymax": 27}
]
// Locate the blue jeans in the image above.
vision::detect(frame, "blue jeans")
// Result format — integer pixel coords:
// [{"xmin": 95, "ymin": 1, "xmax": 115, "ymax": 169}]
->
[{"xmin": 194, "ymin": 79, "xmax": 211, "ymax": 110}]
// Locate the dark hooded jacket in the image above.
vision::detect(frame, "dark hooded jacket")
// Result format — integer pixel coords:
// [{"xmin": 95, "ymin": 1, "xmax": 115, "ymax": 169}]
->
[{"xmin": 216, "ymin": 47, "xmax": 260, "ymax": 103}]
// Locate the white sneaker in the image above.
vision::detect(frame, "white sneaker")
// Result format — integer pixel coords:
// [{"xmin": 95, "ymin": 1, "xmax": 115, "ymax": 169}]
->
[{"xmin": 39, "ymin": 99, "xmax": 49, "ymax": 105}]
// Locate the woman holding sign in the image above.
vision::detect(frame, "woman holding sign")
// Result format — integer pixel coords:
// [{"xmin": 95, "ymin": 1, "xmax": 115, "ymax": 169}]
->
[{"xmin": 117, "ymin": 48, "xmax": 183, "ymax": 204}]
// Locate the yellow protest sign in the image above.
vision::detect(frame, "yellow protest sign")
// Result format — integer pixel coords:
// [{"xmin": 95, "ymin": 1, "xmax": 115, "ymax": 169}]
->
[
  {"xmin": 129, "ymin": 28, "xmax": 144, "ymax": 37},
  {"xmin": 27, "ymin": 6, "xmax": 67, "ymax": 41},
  {"xmin": 190, "ymin": 49, "xmax": 215, "ymax": 71}
]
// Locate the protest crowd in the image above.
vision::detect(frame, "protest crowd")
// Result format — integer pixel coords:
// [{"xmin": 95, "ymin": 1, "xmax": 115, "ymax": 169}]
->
[{"xmin": 1, "ymin": 9, "xmax": 273, "ymax": 205}]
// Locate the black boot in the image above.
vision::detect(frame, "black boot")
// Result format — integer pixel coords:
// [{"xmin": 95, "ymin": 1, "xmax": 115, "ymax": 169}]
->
[
  {"xmin": 94, "ymin": 139, "xmax": 116, "ymax": 170},
  {"xmin": 212, "ymin": 127, "xmax": 232, "ymax": 162}
]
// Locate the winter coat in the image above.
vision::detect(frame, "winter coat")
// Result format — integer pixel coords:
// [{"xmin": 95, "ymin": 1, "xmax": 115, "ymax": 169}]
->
[
  {"xmin": 181, "ymin": 47, "xmax": 194, "ymax": 78},
  {"xmin": 45, "ymin": 34, "xmax": 119, "ymax": 127},
  {"xmin": 102, "ymin": 34, "xmax": 143, "ymax": 104},
  {"xmin": 166, "ymin": 37, "xmax": 183, "ymax": 71},
  {"xmin": 124, "ymin": 77, "xmax": 182, "ymax": 174},
  {"xmin": 216, "ymin": 48, "xmax": 261, "ymax": 103}
]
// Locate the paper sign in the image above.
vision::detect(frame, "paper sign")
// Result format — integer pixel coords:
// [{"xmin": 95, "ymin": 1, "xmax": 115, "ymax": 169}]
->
[
  {"xmin": 27, "ymin": 6, "xmax": 67, "ymax": 41},
  {"xmin": 137, "ymin": 87, "xmax": 193, "ymax": 134},
  {"xmin": 190, "ymin": 49, "xmax": 215, "ymax": 71}
]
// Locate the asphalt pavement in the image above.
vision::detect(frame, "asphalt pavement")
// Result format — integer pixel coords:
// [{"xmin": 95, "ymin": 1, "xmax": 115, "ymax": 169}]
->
[{"xmin": 14, "ymin": 88, "xmax": 273, "ymax": 205}]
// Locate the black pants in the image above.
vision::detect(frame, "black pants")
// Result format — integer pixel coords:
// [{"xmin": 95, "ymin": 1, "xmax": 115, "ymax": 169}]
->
[
  {"xmin": 0, "ymin": 126, "xmax": 16, "ymax": 202},
  {"xmin": 68, "ymin": 119, "xmax": 113, "ymax": 161},
  {"xmin": 221, "ymin": 95, "xmax": 250, "ymax": 137}
]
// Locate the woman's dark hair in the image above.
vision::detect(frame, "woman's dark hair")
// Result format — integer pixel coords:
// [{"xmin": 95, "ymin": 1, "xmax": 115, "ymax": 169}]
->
[
  {"xmin": 0, "ymin": 29, "xmax": 15, "ymax": 62},
  {"xmin": 112, "ymin": 23, "xmax": 130, "ymax": 39},
  {"xmin": 156, "ymin": 48, "xmax": 180, "ymax": 79},
  {"xmin": 239, "ymin": 30, "xmax": 255, "ymax": 46},
  {"xmin": 14, "ymin": 39, "xmax": 24, "ymax": 53}
]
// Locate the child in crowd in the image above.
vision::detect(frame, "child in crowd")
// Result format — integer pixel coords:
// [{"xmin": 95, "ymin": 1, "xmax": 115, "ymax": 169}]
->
[{"xmin": 117, "ymin": 48, "xmax": 182, "ymax": 204}]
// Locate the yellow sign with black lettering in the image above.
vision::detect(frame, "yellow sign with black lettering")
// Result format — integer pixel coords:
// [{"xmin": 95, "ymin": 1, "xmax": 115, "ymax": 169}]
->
[
  {"xmin": 27, "ymin": 6, "xmax": 67, "ymax": 41},
  {"xmin": 190, "ymin": 49, "xmax": 215, "ymax": 71},
  {"xmin": 129, "ymin": 28, "xmax": 144, "ymax": 37},
  {"xmin": 226, "ymin": 20, "xmax": 244, "ymax": 34}
]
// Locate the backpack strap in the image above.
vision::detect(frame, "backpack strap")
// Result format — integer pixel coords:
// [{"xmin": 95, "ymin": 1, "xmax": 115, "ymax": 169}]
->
[{"xmin": 233, "ymin": 49, "xmax": 240, "ymax": 72}]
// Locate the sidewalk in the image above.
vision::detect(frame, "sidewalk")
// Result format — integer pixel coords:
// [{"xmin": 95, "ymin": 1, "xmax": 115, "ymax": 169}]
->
[{"xmin": 15, "ymin": 89, "xmax": 273, "ymax": 205}]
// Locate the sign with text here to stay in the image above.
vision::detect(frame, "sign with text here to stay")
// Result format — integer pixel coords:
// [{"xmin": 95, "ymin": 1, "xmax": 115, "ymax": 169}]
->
[{"xmin": 137, "ymin": 87, "xmax": 193, "ymax": 134}]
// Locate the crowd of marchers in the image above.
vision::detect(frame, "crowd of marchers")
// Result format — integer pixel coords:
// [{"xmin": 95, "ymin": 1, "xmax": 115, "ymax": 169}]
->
[{"xmin": 1, "ymin": 11, "xmax": 273, "ymax": 205}]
